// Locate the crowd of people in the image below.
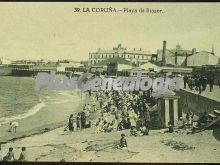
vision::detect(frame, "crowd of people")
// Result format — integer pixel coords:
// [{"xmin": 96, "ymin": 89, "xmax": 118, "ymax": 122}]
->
[
  {"xmin": 91, "ymin": 90, "xmax": 156, "ymax": 136},
  {"xmin": 176, "ymin": 109, "xmax": 212, "ymax": 133},
  {"xmin": 62, "ymin": 89, "xmax": 161, "ymax": 149},
  {"xmin": 183, "ymin": 74, "xmax": 217, "ymax": 94},
  {"xmin": 65, "ymin": 104, "xmax": 92, "ymax": 132},
  {"xmin": 65, "ymin": 89, "xmax": 156, "ymax": 139}
]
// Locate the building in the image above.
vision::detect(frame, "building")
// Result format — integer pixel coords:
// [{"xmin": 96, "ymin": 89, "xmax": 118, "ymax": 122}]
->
[
  {"xmin": 157, "ymin": 41, "xmax": 219, "ymax": 67},
  {"xmin": 65, "ymin": 63, "xmax": 86, "ymax": 73},
  {"xmin": 156, "ymin": 89, "xmax": 181, "ymax": 128},
  {"xmin": 159, "ymin": 66, "xmax": 193, "ymax": 75},
  {"xmin": 129, "ymin": 67, "xmax": 149, "ymax": 77},
  {"xmin": 89, "ymin": 44, "xmax": 152, "ymax": 66},
  {"xmin": 187, "ymin": 51, "xmax": 219, "ymax": 67},
  {"xmin": 90, "ymin": 65, "xmax": 107, "ymax": 75},
  {"xmin": 139, "ymin": 62, "xmax": 160, "ymax": 72},
  {"xmin": 0, "ymin": 57, "xmax": 11, "ymax": 65},
  {"xmin": 157, "ymin": 41, "xmax": 195, "ymax": 66}
]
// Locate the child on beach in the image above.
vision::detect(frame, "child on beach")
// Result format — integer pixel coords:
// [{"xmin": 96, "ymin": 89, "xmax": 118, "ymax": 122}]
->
[
  {"xmin": 9, "ymin": 121, "xmax": 19, "ymax": 133},
  {"xmin": 0, "ymin": 144, "xmax": 2, "ymax": 161},
  {"xmin": 68, "ymin": 114, "xmax": 74, "ymax": 132},
  {"xmin": 3, "ymin": 147, "xmax": 15, "ymax": 161},
  {"xmin": 130, "ymin": 126, "xmax": 138, "ymax": 136},
  {"xmin": 119, "ymin": 134, "xmax": 128, "ymax": 148},
  {"xmin": 18, "ymin": 147, "xmax": 27, "ymax": 161},
  {"xmin": 168, "ymin": 122, "xmax": 174, "ymax": 133},
  {"xmin": 140, "ymin": 123, "xmax": 149, "ymax": 136}
]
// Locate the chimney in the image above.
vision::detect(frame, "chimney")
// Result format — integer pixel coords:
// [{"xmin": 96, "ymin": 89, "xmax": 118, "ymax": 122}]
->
[
  {"xmin": 134, "ymin": 48, "xmax": 136, "ymax": 51},
  {"xmin": 176, "ymin": 44, "xmax": 181, "ymax": 50},
  {"xmin": 162, "ymin": 40, "xmax": 166, "ymax": 66},
  {"xmin": 98, "ymin": 48, "xmax": 101, "ymax": 52},
  {"xmin": 211, "ymin": 45, "xmax": 215, "ymax": 55},
  {"xmin": 192, "ymin": 48, "xmax": 196, "ymax": 55},
  {"xmin": 175, "ymin": 52, "xmax": 177, "ymax": 65},
  {"xmin": 185, "ymin": 53, "xmax": 188, "ymax": 66},
  {"xmin": 118, "ymin": 44, "xmax": 122, "ymax": 49},
  {"xmin": 140, "ymin": 48, "xmax": 142, "ymax": 51}
]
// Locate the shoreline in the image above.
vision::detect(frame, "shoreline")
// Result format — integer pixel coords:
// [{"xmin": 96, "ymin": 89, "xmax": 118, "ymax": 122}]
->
[
  {"xmin": 0, "ymin": 102, "xmax": 45, "ymax": 126},
  {"xmin": 0, "ymin": 90, "xmax": 86, "ymax": 144}
]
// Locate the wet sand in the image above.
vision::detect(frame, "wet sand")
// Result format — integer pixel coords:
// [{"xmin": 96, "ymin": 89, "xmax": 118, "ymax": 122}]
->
[{"xmin": 0, "ymin": 90, "xmax": 85, "ymax": 144}]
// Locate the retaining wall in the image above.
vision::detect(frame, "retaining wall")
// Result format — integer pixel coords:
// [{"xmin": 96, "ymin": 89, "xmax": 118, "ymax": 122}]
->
[{"xmin": 177, "ymin": 89, "xmax": 220, "ymax": 116}]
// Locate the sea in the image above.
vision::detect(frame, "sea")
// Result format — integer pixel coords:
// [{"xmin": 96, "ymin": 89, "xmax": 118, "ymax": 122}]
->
[{"xmin": 0, "ymin": 76, "xmax": 47, "ymax": 125}]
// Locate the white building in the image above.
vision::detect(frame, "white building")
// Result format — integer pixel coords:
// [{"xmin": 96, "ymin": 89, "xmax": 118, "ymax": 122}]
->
[
  {"xmin": 89, "ymin": 44, "xmax": 152, "ymax": 66},
  {"xmin": 0, "ymin": 57, "xmax": 11, "ymax": 65},
  {"xmin": 187, "ymin": 51, "xmax": 219, "ymax": 67}
]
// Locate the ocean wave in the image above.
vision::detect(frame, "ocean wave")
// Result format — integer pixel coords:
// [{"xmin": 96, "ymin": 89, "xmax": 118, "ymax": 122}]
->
[{"xmin": 0, "ymin": 102, "xmax": 46, "ymax": 126}]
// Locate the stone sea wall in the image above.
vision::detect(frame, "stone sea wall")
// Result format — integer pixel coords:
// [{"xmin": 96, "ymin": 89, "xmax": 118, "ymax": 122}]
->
[{"xmin": 177, "ymin": 89, "xmax": 220, "ymax": 116}]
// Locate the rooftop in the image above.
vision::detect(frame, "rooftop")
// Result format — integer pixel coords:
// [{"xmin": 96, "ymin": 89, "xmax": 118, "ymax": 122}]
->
[{"xmin": 90, "ymin": 44, "xmax": 151, "ymax": 55}]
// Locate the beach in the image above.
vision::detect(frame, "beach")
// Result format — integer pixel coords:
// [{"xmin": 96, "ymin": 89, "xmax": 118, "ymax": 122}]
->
[
  {"xmin": 1, "ymin": 122, "xmax": 220, "ymax": 162},
  {"xmin": 0, "ymin": 90, "xmax": 220, "ymax": 162},
  {"xmin": 0, "ymin": 77, "xmax": 220, "ymax": 162}
]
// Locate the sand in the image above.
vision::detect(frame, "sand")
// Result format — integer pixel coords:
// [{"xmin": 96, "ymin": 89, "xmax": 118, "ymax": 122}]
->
[
  {"xmin": 0, "ymin": 90, "xmax": 219, "ymax": 163},
  {"xmin": 1, "ymin": 125, "xmax": 219, "ymax": 162}
]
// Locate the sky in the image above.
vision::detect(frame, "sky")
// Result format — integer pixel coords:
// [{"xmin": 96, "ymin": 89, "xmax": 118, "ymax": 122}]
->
[{"xmin": 0, "ymin": 2, "xmax": 220, "ymax": 61}]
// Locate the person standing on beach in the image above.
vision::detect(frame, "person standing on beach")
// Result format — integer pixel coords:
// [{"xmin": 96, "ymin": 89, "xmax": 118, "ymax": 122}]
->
[
  {"xmin": 3, "ymin": 147, "xmax": 15, "ymax": 161},
  {"xmin": 18, "ymin": 147, "xmax": 27, "ymax": 161},
  {"xmin": 183, "ymin": 75, "xmax": 188, "ymax": 89},
  {"xmin": 76, "ymin": 112, "xmax": 82, "ymax": 130},
  {"xmin": 0, "ymin": 144, "xmax": 2, "ymax": 161},
  {"xmin": 9, "ymin": 121, "xmax": 19, "ymax": 133},
  {"xmin": 68, "ymin": 114, "xmax": 74, "ymax": 132},
  {"xmin": 81, "ymin": 111, "xmax": 86, "ymax": 128},
  {"xmin": 208, "ymin": 76, "xmax": 214, "ymax": 92}
]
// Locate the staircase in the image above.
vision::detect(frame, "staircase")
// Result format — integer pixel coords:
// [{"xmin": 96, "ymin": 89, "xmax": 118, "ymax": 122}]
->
[
  {"xmin": 194, "ymin": 108, "xmax": 220, "ymax": 133},
  {"xmin": 205, "ymin": 108, "xmax": 220, "ymax": 129},
  {"xmin": 208, "ymin": 109, "xmax": 220, "ymax": 123}
]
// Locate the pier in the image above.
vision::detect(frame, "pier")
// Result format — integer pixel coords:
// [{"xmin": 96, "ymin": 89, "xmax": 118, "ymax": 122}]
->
[{"xmin": 9, "ymin": 64, "xmax": 72, "ymax": 77}]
